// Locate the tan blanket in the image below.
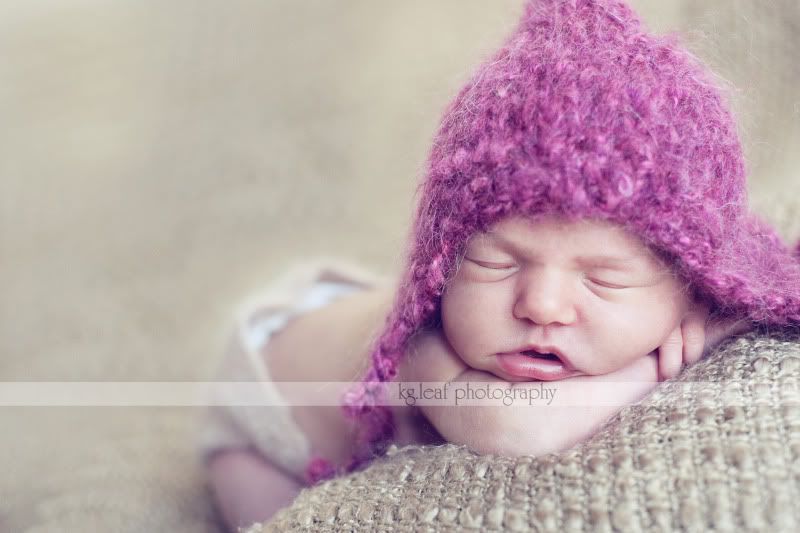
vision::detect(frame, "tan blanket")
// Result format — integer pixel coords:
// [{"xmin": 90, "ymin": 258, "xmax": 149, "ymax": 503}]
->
[{"xmin": 261, "ymin": 331, "xmax": 800, "ymax": 531}]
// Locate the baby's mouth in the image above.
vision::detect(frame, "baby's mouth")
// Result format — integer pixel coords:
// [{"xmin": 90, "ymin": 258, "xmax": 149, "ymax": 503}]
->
[
  {"xmin": 496, "ymin": 348, "xmax": 578, "ymax": 381},
  {"xmin": 522, "ymin": 350, "xmax": 560, "ymax": 360}
]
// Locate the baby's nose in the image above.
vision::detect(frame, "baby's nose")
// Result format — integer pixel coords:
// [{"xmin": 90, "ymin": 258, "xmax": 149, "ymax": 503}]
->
[{"xmin": 513, "ymin": 270, "xmax": 577, "ymax": 326}]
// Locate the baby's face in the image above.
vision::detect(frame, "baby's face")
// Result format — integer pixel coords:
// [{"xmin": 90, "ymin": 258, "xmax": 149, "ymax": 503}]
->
[{"xmin": 440, "ymin": 215, "xmax": 694, "ymax": 381}]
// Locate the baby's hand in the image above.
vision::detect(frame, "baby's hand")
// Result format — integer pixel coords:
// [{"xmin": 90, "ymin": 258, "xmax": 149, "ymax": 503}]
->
[
  {"xmin": 658, "ymin": 302, "xmax": 752, "ymax": 381},
  {"xmin": 400, "ymin": 327, "xmax": 469, "ymax": 384}
]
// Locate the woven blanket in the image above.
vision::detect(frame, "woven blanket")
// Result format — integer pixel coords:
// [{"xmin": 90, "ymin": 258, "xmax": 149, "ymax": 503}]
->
[{"xmin": 260, "ymin": 331, "xmax": 800, "ymax": 531}]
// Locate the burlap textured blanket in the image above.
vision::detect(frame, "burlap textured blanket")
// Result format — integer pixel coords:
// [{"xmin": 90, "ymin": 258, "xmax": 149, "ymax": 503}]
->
[{"xmin": 259, "ymin": 331, "xmax": 800, "ymax": 532}]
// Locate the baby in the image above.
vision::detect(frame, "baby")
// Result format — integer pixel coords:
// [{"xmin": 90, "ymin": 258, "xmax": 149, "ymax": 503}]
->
[{"xmin": 198, "ymin": 0, "xmax": 800, "ymax": 531}]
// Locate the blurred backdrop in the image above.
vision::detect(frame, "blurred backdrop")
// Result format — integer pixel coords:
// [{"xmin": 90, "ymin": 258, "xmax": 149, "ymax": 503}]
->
[
  {"xmin": 1, "ymin": 0, "xmax": 798, "ymax": 382},
  {"xmin": 0, "ymin": 1, "xmax": 797, "ymax": 531}
]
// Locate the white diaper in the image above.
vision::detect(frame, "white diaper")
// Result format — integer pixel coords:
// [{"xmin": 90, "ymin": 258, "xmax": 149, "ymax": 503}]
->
[{"xmin": 196, "ymin": 258, "xmax": 386, "ymax": 478}]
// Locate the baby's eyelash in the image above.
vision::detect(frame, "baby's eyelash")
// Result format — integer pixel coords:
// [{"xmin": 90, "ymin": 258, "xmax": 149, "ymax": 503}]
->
[
  {"xmin": 466, "ymin": 258, "xmax": 516, "ymax": 270},
  {"xmin": 587, "ymin": 278, "xmax": 628, "ymax": 289}
]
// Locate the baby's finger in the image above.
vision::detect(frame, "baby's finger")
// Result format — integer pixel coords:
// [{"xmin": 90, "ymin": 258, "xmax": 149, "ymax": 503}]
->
[
  {"xmin": 681, "ymin": 313, "xmax": 706, "ymax": 365},
  {"xmin": 658, "ymin": 326, "xmax": 683, "ymax": 381}
]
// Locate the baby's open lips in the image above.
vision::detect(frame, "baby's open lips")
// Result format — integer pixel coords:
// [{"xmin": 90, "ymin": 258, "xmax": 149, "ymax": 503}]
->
[
  {"xmin": 495, "ymin": 346, "xmax": 581, "ymax": 381},
  {"xmin": 522, "ymin": 350, "xmax": 560, "ymax": 360},
  {"xmin": 509, "ymin": 345, "xmax": 574, "ymax": 367}
]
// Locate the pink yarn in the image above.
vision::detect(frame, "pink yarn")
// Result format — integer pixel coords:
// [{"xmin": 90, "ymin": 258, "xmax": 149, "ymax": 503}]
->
[
  {"xmin": 305, "ymin": 456, "xmax": 336, "ymax": 485},
  {"xmin": 336, "ymin": 0, "xmax": 800, "ymax": 473}
]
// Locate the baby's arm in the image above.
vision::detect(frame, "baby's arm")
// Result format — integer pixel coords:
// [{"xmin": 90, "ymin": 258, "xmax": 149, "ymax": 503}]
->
[
  {"xmin": 454, "ymin": 356, "xmax": 660, "ymax": 456},
  {"xmin": 404, "ymin": 312, "xmax": 751, "ymax": 457},
  {"xmin": 405, "ymin": 330, "xmax": 660, "ymax": 456}
]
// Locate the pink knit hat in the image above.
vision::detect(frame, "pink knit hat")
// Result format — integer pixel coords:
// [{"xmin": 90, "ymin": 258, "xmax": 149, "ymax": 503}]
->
[{"xmin": 324, "ymin": 0, "xmax": 800, "ymax": 479}]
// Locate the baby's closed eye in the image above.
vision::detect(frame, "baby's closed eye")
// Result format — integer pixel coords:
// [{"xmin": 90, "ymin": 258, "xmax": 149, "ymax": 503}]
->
[
  {"xmin": 460, "ymin": 257, "xmax": 519, "ymax": 282},
  {"xmin": 463, "ymin": 258, "xmax": 646, "ymax": 291},
  {"xmin": 585, "ymin": 268, "xmax": 672, "ymax": 291},
  {"xmin": 465, "ymin": 257, "xmax": 516, "ymax": 270},
  {"xmin": 584, "ymin": 277, "xmax": 630, "ymax": 289}
]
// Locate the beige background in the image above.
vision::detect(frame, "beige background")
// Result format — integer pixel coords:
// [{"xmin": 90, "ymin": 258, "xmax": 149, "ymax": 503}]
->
[{"xmin": 1, "ymin": 1, "xmax": 797, "ymax": 531}]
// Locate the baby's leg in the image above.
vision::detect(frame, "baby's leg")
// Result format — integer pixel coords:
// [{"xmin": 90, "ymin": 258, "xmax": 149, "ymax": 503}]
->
[{"xmin": 208, "ymin": 447, "xmax": 304, "ymax": 532}]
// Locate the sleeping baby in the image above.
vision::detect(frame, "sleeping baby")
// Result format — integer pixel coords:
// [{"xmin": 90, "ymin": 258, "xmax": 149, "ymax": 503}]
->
[{"xmin": 197, "ymin": 0, "xmax": 800, "ymax": 530}]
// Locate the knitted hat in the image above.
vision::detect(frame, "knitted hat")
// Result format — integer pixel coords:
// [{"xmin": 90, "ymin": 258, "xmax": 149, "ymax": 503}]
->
[{"xmin": 337, "ymin": 0, "xmax": 800, "ymax": 474}]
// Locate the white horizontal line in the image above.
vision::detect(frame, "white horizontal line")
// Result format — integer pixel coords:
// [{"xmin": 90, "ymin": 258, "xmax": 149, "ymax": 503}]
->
[{"xmin": 0, "ymin": 381, "xmax": 794, "ymax": 407}]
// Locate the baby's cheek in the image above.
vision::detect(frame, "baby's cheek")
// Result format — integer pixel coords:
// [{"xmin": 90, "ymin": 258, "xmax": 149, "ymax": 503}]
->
[
  {"xmin": 583, "ymin": 316, "xmax": 659, "ymax": 373},
  {"xmin": 442, "ymin": 281, "xmax": 495, "ymax": 324},
  {"xmin": 653, "ymin": 280, "xmax": 694, "ymax": 325},
  {"xmin": 595, "ymin": 349, "xmax": 642, "ymax": 375},
  {"xmin": 627, "ymin": 290, "xmax": 685, "ymax": 346},
  {"xmin": 440, "ymin": 288, "xmax": 474, "ymax": 349},
  {"xmin": 441, "ymin": 284, "xmax": 501, "ymax": 361}
]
